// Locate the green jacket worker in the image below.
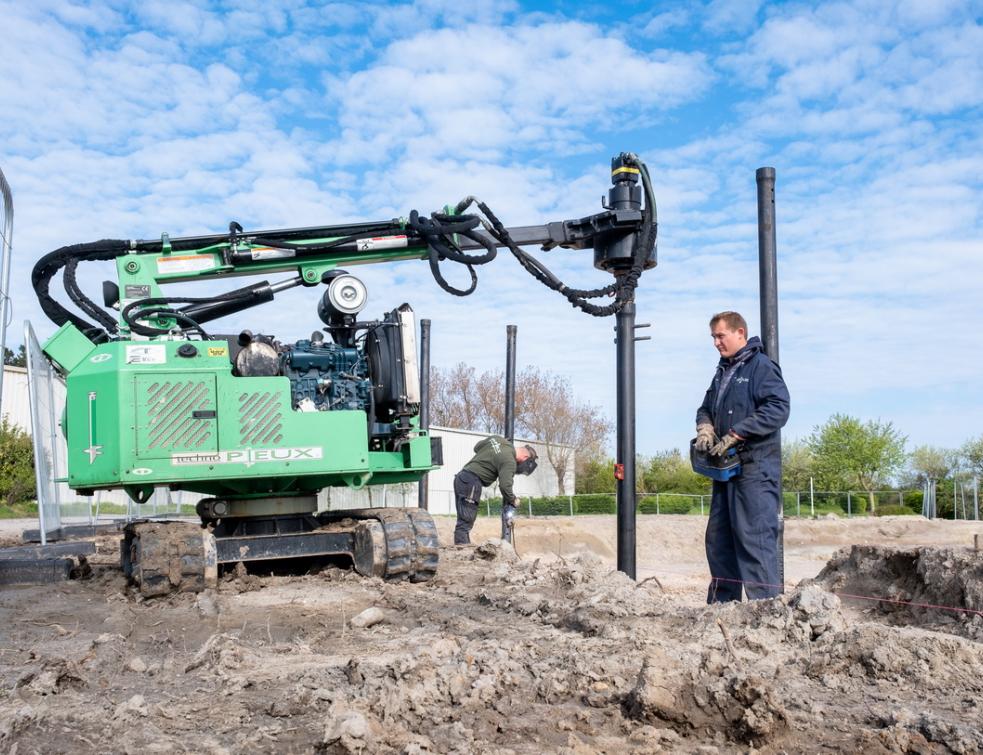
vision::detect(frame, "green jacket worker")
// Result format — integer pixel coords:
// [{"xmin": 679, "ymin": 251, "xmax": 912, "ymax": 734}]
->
[{"xmin": 453, "ymin": 436, "xmax": 537, "ymax": 545}]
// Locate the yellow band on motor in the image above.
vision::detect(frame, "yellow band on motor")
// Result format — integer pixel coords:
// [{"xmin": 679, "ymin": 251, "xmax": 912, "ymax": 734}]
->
[{"xmin": 612, "ymin": 166, "xmax": 640, "ymax": 176}]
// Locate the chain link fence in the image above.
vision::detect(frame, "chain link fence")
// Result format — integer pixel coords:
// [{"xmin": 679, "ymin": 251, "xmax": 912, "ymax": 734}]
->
[{"xmin": 441, "ymin": 487, "xmax": 980, "ymax": 520}]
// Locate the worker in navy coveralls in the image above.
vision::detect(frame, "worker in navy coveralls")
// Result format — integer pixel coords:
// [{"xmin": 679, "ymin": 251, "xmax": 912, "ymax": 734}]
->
[{"xmin": 694, "ymin": 311, "xmax": 790, "ymax": 602}]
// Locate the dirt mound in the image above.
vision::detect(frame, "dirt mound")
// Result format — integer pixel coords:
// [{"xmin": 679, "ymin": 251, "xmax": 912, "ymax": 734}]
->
[
  {"xmin": 3, "ymin": 520, "xmax": 983, "ymax": 752},
  {"xmin": 815, "ymin": 544, "xmax": 983, "ymax": 640}
]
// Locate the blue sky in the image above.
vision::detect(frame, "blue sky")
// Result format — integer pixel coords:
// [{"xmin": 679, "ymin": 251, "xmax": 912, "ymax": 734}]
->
[{"xmin": 1, "ymin": 0, "xmax": 981, "ymax": 456}]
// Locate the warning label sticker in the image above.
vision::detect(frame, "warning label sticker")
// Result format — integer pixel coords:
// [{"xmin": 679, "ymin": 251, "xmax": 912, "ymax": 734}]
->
[
  {"xmin": 207, "ymin": 346, "xmax": 228, "ymax": 358},
  {"xmin": 356, "ymin": 235, "xmax": 408, "ymax": 252},
  {"xmin": 126, "ymin": 345, "xmax": 166, "ymax": 365},
  {"xmin": 156, "ymin": 254, "xmax": 216, "ymax": 275}
]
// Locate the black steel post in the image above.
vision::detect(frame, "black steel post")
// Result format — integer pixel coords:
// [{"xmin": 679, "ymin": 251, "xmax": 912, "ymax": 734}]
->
[
  {"xmin": 756, "ymin": 167, "xmax": 783, "ymax": 590},
  {"xmin": 756, "ymin": 168, "xmax": 780, "ymax": 363},
  {"xmin": 504, "ymin": 325, "xmax": 517, "ymax": 442},
  {"xmin": 417, "ymin": 318, "xmax": 431, "ymax": 510},
  {"xmin": 615, "ymin": 300, "xmax": 637, "ymax": 579}
]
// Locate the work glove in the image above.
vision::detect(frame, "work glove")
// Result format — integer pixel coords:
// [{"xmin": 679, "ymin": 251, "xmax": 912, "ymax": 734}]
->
[
  {"xmin": 694, "ymin": 423, "xmax": 717, "ymax": 453},
  {"xmin": 709, "ymin": 433, "xmax": 740, "ymax": 457}
]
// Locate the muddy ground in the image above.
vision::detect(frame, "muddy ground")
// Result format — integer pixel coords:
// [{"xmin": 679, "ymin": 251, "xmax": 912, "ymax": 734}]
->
[{"xmin": 1, "ymin": 514, "xmax": 982, "ymax": 754}]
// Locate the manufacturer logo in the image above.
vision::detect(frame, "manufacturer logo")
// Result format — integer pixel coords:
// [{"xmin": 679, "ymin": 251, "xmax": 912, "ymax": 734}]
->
[
  {"xmin": 90, "ymin": 353, "xmax": 112, "ymax": 363},
  {"xmin": 170, "ymin": 447, "xmax": 324, "ymax": 468},
  {"xmin": 131, "ymin": 468, "xmax": 154, "ymax": 476}
]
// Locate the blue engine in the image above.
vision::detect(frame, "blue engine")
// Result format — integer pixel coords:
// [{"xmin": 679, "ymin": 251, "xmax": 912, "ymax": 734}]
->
[{"xmin": 281, "ymin": 338, "xmax": 372, "ymax": 412}]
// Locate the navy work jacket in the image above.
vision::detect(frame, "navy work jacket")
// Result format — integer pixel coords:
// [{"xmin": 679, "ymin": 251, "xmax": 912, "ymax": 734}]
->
[{"xmin": 696, "ymin": 337, "xmax": 790, "ymax": 479}]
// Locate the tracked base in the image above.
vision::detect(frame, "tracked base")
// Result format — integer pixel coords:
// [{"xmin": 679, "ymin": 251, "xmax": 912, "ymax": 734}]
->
[
  {"xmin": 122, "ymin": 508, "xmax": 439, "ymax": 597},
  {"xmin": 343, "ymin": 508, "xmax": 440, "ymax": 583},
  {"xmin": 122, "ymin": 521, "xmax": 218, "ymax": 597}
]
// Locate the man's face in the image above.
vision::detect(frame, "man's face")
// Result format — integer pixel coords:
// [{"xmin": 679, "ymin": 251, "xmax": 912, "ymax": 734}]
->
[{"xmin": 711, "ymin": 322, "xmax": 747, "ymax": 358}]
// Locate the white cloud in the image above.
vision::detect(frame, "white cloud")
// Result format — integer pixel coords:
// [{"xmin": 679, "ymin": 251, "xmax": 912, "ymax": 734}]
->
[
  {"xmin": 320, "ymin": 21, "xmax": 712, "ymax": 164},
  {"xmin": 2, "ymin": 0, "xmax": 981, "ymax": 458}
]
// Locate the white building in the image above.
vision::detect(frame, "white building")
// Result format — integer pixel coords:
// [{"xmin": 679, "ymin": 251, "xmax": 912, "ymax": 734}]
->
[{"xmin": 1, "ymin": 367, "xmax": 572, "ymax": 517}]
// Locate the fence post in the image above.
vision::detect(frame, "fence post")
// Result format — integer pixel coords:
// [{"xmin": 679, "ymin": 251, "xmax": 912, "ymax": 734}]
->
[
  {"xmin": 847, "ymin": 492, "xmax": 851, "ymax": 517},
  {"xmin": 486, "ymin": 500, "xmax": 490, "ymax": 517},
  {"xmin": 569, "ymin": 495, "xmax": 573, "ymax": 517},
  {"xmin": 809, "ymin": 477, "xmax": 815, "ymax": 517},
  {"xmin": 528, "ymin": 498, "xmax": 532, "ymax": 517},
  {"xmin": 796, "ymin": 491, "xmax": 801, "ymax": 517},
  {"xmin": 656, "ymin": 493, "xmax": 660, "ymax": 515},
  {"xmin": 700, "ymin": 495, "xmax": 705, "ymax": 516}
]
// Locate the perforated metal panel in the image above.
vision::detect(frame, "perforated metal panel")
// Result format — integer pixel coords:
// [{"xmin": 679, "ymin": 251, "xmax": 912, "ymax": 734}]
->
[
  {"xmin": 238, "ymin": 391, "xmax": 284, "ymax": 446},
  {"xmin": 135, "ymin": 376, "xmax": 217, "ymax": 457}
]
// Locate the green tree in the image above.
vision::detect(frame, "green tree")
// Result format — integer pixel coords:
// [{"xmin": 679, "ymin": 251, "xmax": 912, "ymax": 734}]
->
[
  {"xmin": 640, "ymin": 449, "xmax": 710, "ymax": 494},
  {"xmin": 3, "ymin": 344, "xmax": 26, "ymax": 367},
  {"xmin": 782, "ymin": 439, "xmax": 814, "ymax": 491},
  {"xmin": 0, "ymin": 418, "xmax": 35, "ymax": 505},
  {"xmin": 961, "ymin": 435, "xmax": 983, "ymax": 480},
  {"xmin": 575, "ymin": 454, "xmax": 616, "ymax": 494},
  {"xmin": 807, "ymin": 414, "xmax": 907, "ymax": 514},
  {"xmin": 909, "ymin": 445, "xmax": 955, "ymax": 482}
]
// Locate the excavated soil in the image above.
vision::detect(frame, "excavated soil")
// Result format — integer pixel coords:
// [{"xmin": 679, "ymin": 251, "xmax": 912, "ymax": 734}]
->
[{"xmin": 0, "ymin": 514, "xmax": 982, "ymax": 754}]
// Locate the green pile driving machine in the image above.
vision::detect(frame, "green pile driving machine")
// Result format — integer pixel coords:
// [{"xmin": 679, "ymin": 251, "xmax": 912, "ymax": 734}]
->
[{"xmin": 31, "ymin": 153, "xmax": 657, "ymax": 595}]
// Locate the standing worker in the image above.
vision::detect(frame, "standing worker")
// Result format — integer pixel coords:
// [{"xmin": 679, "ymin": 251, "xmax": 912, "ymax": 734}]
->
[
  {"xmin": 453, "ymin": 436, "xmax": 538, "ymax": 545},
  {"xmin": 694, "ymin": 311, "xmax": 790, "ymax": 602}
]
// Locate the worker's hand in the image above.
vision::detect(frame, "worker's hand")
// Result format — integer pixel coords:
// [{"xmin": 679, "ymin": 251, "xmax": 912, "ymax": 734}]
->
[
  {"xmin": 709, "ymin": 433, "xmax": 740, "ymax": 457},
  {"xmin": 694, "ymin": 423, "xmax": 717, "ymax": 453},
  {"xmin": 512, "ymin": 497, "xmax": 521, "ymax": 508}
]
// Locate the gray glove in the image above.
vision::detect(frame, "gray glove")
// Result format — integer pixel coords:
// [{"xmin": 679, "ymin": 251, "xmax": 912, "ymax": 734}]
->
[
  {"xmin": 710, "ymin": 433, "xmax": 740, "ymax": 457},
  {"xmin": 694, "ymin": 423, "xmax": 717, "ymax": 453}
]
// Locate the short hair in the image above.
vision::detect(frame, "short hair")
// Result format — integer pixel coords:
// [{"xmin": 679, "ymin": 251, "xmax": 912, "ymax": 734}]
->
[
  {"xmin": 522, "ymin": 444, "xmax": 537, "ymax": 460},
  {"xmin": 709, "ymin": 311, "xmax": 747, "ymax": 333}
]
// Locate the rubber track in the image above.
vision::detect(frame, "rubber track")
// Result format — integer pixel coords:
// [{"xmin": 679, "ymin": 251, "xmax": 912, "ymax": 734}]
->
[
  {"xmin": 342, "ymin": 508, "xmax": 440, "ymax": 582},
  {"xmin": 123, "ymin": 522, "xmax": 213, "ymax": 597}
]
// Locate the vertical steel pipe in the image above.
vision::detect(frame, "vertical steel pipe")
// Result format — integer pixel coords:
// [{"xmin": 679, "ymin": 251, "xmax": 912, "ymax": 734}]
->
[
  {"xmin": 756, "ymin": 166, "xmax": 784, "ymax": 590},
  {"xmin": 417, "ymin": 318, "xmax": 431, "ymax": 510},
  {"xmin": 615, "ymin": 300, "xmax": 637, "ymax": 579},
  {"xmin": 504, "ymin": 325, "xmax": 517, "ymax": 441}
]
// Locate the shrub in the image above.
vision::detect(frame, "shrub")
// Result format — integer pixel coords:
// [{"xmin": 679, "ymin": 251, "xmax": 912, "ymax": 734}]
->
[
  {"xmin": 574, "ymin": 494, "xmax": 615, "ymax": 515},
  {"xmin": 653, "ymin": 495, "xmax": 694, "ymax": 514},
  {"xmin": 844, "ymin": 494, "xmax": 867, "ymax": 515},
  {"xmin": 0, "ymin": 419, "xmax": 36, "ymax": 505},
  {"xmin": 528, "ymin": 497, "xmax": 571, "ymax": 516},
  {"xmin": 901, "ymin": 490, "xmax": 923, "ymax": 511},
  {"xmin": 875, "ymin": 504, "xmax": 919, "ymax": 517}
]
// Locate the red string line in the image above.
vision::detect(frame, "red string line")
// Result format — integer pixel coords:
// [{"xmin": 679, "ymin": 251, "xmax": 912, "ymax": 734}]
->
[{"xmin": 703, "ymin": 575, "xmax": 983, "ymax": 617}]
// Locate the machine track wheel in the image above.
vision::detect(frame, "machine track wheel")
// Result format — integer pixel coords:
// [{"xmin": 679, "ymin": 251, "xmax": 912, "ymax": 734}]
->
[
  {"xmin": 122, "ymin": 521, "xmax": 217, "ymax": 597},
  {"xmin": 346, "ymin": 508, "xmax": 440, "ymax": 583}
]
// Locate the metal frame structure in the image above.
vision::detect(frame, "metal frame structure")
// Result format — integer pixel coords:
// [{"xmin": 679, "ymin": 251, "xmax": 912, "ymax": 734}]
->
[
  {"xmin": 25, "ymin": 321, "xmax": 63, "ymax": 543},
  {"xmin": 0, "ymin": 168, "xmax": 13, "ymax": 417}
]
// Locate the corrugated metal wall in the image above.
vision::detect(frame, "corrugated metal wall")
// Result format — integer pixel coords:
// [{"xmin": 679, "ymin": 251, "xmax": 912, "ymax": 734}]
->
[{"xmin": 2, "ymin": 369, "xmax": 574, "ymax": 517}]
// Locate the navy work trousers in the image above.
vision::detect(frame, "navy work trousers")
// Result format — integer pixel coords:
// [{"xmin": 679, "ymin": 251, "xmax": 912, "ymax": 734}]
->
[
  {"xmin": 453, "ymin": 470, "xmax": 483, "ymax": 545},
  {"xmin": 705, "ymin": 471, "xmax": 781, "ymax": 602}
]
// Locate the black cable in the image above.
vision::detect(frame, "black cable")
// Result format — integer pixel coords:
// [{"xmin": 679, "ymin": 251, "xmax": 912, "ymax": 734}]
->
[
  {"xmin": 450, "ymin": 153, "xmax": 658, "ymax": 317},
  {"xmin": 31, "ymin": 239, "xmax": 130, "ymax": 342},
  {"xmin": 63, "ymin": 258, "xmax": 117, "ymax": 332}
]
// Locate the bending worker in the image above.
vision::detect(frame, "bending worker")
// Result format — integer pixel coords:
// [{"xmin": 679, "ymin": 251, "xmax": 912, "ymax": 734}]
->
[
  {"xmin": 695, "ymin": 311, "xmax": 790, "ymax": 602},
  {"xmin": 453, "ymin": 435, "xmax": 538, "ymax": 545}
]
